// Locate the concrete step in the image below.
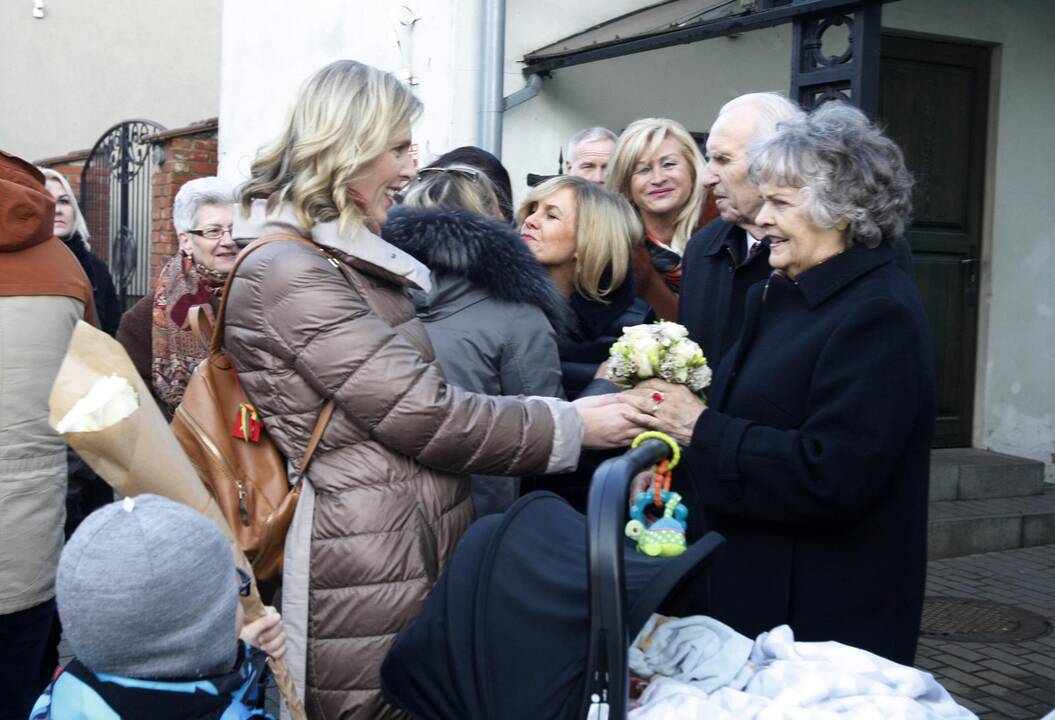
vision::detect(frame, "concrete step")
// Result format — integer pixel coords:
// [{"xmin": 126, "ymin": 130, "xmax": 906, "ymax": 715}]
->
[
  {"xmin": 929, "ymin": 448, "xmax": 1045, "ymax": 501},
  {"xmin": 927, "ymin": 487, "xmax": 1055, "ymax": 560}
]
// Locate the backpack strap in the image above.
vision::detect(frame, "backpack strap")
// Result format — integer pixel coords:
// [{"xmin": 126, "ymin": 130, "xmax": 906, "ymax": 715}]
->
[
  {"xmin": 188, "ymin": 304, "xmax": 214, "ymax": 353},
  {"xmin": 210, "ymin": 232, "xmax": 321, "ymax": 357},
  {"xmin": 213, "ymin": 231, "xmax": 341, "ymax": 480},
  {"xmin": 299, "ymin": 400, "xmax": 336, "ymax": 477}
]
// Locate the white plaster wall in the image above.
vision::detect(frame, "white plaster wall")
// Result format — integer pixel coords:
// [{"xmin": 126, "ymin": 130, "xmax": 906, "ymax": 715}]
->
[
  {"xmin": 0, "ymin": 0, "xmax": 221, "ymax": 161},
  {"xmin": 883, "ymin": 0, "xmax": 1055, "ymax": 481},
  {"xmin": 218, "ymin": 0, "xmax": 472, "ymax": 181},
  {"xmin": 501, "ymin": 25, "xmax": 790, "ymax": 200}
]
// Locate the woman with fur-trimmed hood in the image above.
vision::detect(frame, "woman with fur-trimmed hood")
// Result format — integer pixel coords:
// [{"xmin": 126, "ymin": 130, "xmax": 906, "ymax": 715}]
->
[{"xmin": 384, "ymin": 164, "xmax": 568, "ymax": 515}]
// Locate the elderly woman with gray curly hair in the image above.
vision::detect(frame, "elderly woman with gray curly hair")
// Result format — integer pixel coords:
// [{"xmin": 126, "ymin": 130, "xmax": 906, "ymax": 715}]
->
[{"xmin": 624, "ymin": 102, "xmax": 935, "ymax": 665}]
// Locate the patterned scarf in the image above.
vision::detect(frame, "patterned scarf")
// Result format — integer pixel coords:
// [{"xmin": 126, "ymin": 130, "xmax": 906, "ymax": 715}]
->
[
  {"xmin": 151, "ymin": 252, "xmax": 228, "ymax": 412},
  {"xmin": 645, "ymin": 231, "xmax": 684, "ymax": 291}
]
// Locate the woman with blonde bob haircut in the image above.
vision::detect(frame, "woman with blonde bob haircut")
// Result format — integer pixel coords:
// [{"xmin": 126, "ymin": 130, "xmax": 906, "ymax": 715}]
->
[
  {"xmin": 517, "ymin": 175, "xmax": 648, "ymax": 402},
  {"xmin": 607, "ymin": 118, "xmax": 715, "ymax": 319},
  {"xmin": 225, "ymin": 59, "xmax": 652, "ymax": 717}
]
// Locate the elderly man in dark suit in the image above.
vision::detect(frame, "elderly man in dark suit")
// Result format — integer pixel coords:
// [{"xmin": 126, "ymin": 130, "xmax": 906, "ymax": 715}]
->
[{"xmin": 679, "ymin": 93, "xmax": 804, "ymax": 369}]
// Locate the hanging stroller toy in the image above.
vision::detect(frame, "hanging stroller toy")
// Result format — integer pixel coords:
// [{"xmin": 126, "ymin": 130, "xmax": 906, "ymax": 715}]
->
[{"xmin": 624, "ymin": 432, "xmax": 688, "ymax": 558}]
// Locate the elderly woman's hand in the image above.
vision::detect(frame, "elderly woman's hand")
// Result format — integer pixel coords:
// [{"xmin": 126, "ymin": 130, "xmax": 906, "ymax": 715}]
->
[
  {"xmin": 622, "ymin": 379, "xmax": 707, "ymax": 445},
  {"xmin": 574, "ymin": 394, "xmax": 659, "ymax": 449}
]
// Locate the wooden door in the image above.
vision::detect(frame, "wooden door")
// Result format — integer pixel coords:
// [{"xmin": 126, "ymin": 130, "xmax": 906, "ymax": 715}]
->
[{"xmin": 880, "ymin": 34, "xmax": 990, "ymax": 447}]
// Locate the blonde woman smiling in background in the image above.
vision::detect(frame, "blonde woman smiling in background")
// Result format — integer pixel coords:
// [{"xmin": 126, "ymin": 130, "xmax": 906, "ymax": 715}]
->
[{"xmin": 607, "ymin": 118, "xmax": 717, "ymax": 320}]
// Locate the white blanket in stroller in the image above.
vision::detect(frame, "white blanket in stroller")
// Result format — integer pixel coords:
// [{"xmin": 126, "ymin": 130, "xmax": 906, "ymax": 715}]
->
[{"xmin": 629, "ymin": 618, "xmax": 977, "ymax": 719}]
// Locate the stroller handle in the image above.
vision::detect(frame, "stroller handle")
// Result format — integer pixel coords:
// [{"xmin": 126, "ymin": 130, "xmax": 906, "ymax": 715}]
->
[{"xmin": 582, "ymin": 439, "xmax": 672, "ymax": 720}]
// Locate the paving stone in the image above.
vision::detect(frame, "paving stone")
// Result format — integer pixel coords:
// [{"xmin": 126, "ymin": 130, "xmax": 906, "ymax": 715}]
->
[{"xmin": 916, "ymin": 544, "xmax": 1055, "ymax": 719}]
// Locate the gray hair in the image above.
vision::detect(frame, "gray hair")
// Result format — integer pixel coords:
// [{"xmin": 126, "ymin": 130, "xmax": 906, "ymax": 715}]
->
[
  {"xmin": 747, "ymin": 102, "xmax": 913, "ymax": 248},
  {"xmin": 716, "ymin": 92, "xmax": 803, "ymax": 144},
  {"xmin": 174, "ymin": 177, "xmax": 235, "ymax": 234},
  {"xmin": 563, "ymin": 126, "xmax": 618, "ymax": 167}
]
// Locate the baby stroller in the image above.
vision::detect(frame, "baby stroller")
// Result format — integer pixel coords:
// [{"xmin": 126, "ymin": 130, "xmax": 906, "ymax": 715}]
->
[{"xmin": 381, "ymin": 439, "xmax": 723, "ymax": 719}]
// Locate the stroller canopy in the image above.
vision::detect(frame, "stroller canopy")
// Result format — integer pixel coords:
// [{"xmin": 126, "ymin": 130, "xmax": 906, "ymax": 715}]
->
[{"xmin": 381, "ymin": 491, "xmax": 721, "ymax": 720}]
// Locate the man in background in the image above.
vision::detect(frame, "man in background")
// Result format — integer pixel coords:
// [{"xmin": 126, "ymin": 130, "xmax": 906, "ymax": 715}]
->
[{"xmin": 562, "ymin": 126, "xmax": 618, "ymax": 185}]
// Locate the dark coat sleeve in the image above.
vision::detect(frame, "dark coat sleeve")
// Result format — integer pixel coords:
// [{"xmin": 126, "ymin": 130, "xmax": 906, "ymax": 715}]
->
[
  {"xmin": 89, "ymin": 254, "xmax": 122, "ymax": 336},
  {"xmin": 687, "ymin": 297, "xmax": 929, "ymax": 525},
  {"xmin": 116, "ymin": 294, "xmax": 154, "ymax": 389}
]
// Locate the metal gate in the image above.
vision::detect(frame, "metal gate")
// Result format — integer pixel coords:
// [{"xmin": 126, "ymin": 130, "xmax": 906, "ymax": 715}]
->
[{"xmin": 80, "ymin": 120, "xmax": 165, "ymax": 310}]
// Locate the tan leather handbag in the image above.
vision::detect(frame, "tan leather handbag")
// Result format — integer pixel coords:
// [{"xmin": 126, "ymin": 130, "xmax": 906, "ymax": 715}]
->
[{"xmin": 171, "ymin": 234, "xmax": 335, "ymax": 584}]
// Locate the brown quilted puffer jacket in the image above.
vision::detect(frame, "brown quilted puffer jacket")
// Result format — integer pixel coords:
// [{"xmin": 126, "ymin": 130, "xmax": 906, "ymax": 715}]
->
[{"xmin": 224, "ymin": 206, "xmax": 570, "ymax": 719}]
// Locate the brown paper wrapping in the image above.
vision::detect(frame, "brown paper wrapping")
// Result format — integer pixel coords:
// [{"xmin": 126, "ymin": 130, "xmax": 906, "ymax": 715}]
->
[{"xmin": 48, "ymin": 321, "xmax": 306, "ymax": 720}]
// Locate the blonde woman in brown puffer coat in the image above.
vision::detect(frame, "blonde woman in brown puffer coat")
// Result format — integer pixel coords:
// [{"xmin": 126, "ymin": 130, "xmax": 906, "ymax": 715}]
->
[{"xmin": 225, "ymin": 60, "xmax": 655, "ymax": 720}]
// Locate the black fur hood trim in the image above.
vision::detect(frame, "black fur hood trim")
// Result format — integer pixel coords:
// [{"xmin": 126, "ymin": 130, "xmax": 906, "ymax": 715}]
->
[{"xmin": 383, "ymin": 206, "xmax": 571, "ymax": 334}]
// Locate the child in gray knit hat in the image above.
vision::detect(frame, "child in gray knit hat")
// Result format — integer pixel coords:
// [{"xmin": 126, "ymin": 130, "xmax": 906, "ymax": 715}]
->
[{"xmin": 30, "ymin": 494, "xmax": 281, "ymax": 719}]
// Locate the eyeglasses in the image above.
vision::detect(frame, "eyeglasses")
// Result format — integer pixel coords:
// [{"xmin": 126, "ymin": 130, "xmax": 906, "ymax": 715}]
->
[
  {"xmin": 186, "ymin": 226, "xmax": 234, "ymax": 240},
  {"xmin": 236, "ymin": 567, "xmax": 252, "ymax": 597},
  {"xmin": 416, "ymin": 166, "xmax": 481, "ymax": 181}
]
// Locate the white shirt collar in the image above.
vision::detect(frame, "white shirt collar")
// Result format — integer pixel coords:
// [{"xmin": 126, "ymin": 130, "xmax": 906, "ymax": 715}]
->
[{"xmin": 235, "ymin": 200, "xmax": 432, "ymax": 292}]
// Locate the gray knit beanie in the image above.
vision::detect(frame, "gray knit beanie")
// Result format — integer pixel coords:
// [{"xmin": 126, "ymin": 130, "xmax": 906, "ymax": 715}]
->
[{"xmin": 56, "ymin": 494, "xmax": 239, "ymax": 679}]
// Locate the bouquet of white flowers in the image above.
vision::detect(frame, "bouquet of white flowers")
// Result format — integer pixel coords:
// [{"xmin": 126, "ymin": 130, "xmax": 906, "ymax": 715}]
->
[{"xmin": 606, "ymin": 321, "xmax": 712, "ymax": 393}]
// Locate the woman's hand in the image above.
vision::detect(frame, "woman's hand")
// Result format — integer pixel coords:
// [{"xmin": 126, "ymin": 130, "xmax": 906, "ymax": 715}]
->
[
  {"xmin": 574, "ymin": 394, "xmax": 658, "ymax": 449},
  {"xmin": 239, "ymin": 605, "xmax": 287, "ymax": 659},
  {"xmin": 622, "ymin": 379, "xmax": 707, "ymax": 445}
]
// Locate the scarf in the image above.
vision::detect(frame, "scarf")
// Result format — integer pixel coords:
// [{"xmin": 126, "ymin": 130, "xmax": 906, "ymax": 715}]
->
[
  {"xmin": 645, "ymin": 231, "xmax": 684, "ymax": 291},
  {"xmin": 151, "ymin": 252, "xmax": 228, "ymax": 412}
]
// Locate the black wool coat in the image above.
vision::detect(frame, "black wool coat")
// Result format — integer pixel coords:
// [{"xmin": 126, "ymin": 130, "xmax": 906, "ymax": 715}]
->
[
  {"xmin": 670, "ymin": 241, "xmax": 935, "ymax": 665},
  {"xmin": 64, "ymin": 233, "xmax": 121, "ymax": 336},
  {"xmin": 678, "ymin": 220, "xmax": 771, "ymax": 371}
]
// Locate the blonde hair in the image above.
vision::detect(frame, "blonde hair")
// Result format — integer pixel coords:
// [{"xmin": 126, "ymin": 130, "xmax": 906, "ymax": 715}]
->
[
  {"xmin": 606, "ymin": 118, "xmax": 705, "ymax": 254},
  {"xmin": 239, "ymin": 59, "xmax": 422, "ymax": 233},
  {"xmin": 516, "ymin": 176, "xmax": 642, "ymax": 303},
  {"xmin": 401, "ymin": 165, "xmax": 502, "ymax": 220},
  {"xmin": 38, "ymin": 167, "xmax": 91, "ymax": 249}
]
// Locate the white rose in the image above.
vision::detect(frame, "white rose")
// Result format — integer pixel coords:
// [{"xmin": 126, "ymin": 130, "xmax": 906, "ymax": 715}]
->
[
  {"xmin": 668, "ymin": 340, "xmax": 698, "ymax": 366},
  {"xmin": 657, "ymin": 322, "xmax": 689, "ymax": 341},
  {"xmin": 631, "ymin": 337, "xmax": 660, "ymax": 378}
]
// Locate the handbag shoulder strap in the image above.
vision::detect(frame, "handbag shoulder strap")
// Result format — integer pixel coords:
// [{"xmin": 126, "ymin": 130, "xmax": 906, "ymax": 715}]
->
[{"xmin": 210, "ymin": 232, "xmax": 322, "ymax": 357}]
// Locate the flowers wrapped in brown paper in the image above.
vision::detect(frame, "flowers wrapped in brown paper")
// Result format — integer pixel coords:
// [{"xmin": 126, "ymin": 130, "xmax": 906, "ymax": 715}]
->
[{"xmin": 48, "ymin": 320, "xmax": 306, "ymax": 720}]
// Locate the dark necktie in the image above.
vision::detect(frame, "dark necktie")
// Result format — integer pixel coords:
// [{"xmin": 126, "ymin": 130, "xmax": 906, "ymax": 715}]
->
[{"xmin": 747, "ymin": 240, "xmax": 763, "ymax": 260}]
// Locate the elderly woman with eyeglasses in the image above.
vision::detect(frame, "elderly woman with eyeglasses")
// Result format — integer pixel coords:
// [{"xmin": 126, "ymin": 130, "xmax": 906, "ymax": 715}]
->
[
  {"xmin": 116, "ymin": 176, "xmax": 238, "ymax": 418},
  {"xmin": 624, "ymin": 103, "xmax": 934, "ymax": 665}
]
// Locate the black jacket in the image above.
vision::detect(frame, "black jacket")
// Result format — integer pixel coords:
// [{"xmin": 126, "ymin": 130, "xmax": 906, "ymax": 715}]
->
[
  {"xmin": 678, "ymin": 220, "xmax": 771, "ymax": 372},
  {"xmin": 63, "ymin": 233, "xmax": 121, "ymax": 336},
  {"xmin": 558, "ymin": 273, "xmax": 651, "ymax": 401},
  {"xmin": 671, "ymin": 241, "xmax": 935, "ymax": 665}
]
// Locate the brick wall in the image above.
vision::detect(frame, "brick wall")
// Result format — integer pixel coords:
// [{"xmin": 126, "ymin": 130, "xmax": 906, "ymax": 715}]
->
[
  {"xmin": 35, "ymin": 149, "xmax": 90, "ymax": 194},
  {"xmin": 147, "ymin": 120, "xmax": 219, "ymax": 289}
]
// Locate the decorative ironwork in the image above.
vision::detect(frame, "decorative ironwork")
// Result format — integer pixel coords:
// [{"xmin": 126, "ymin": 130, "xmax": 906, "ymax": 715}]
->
[
  {"xmin": 80, "ymin": 120, "xmax": 165, "ymax": 311},
  {"xmin": 804, "ymin": 14, "xmax": 853, "ymax": 67},
  {"xmin": 791, "ymin": 3, "xmax": 881, "ymax": 116}
]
